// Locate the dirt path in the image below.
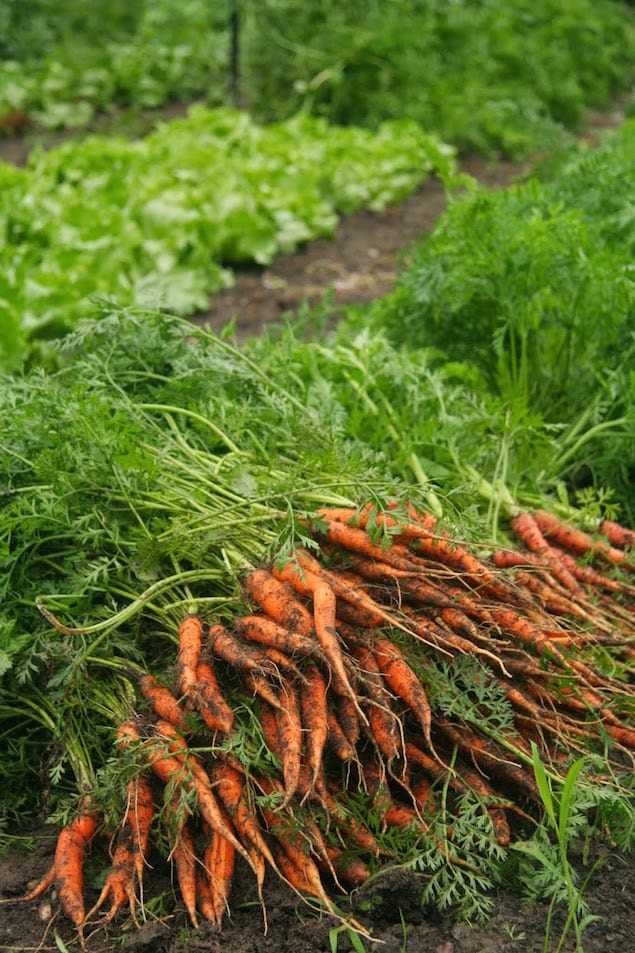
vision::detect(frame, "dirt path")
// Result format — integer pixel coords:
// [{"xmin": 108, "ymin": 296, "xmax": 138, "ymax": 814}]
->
[{"xmin": 195, "ymin": 156, "xmax": 527, "ymax": 342}]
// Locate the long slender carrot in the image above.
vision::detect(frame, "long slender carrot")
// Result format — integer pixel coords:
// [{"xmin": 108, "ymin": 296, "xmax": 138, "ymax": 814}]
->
[
  {"xmin": 139, "ymin": 672, "xmax": 188, "ymax": 730},
  {"xmin": 242, "ymin": 669, "xmax": 283, "ymax": 710},
  {"xmin": 534, "ymin": 509, "xmax": 634, "ymax": 569},
  {"xmin": 510, "ymin": 512, "xmax": 582, "ymax": 594},
  {"xmin": 599, "ymin": 518, "xmax": 635, "ymax": 551},
  {"xmin": 372, "ymin": 637, "xmax": 434, "ymax": 756},
  {"xmin": 194, "ymin": 660, "xmax": 235, "ymax": 734},
  {"xmin": 176, "ymin": 614, "xmax": 203, "ymax": 700},
  {"xmin": 299, "ymin": 663, "xmax": 329, "ymax": 794},
  {"xmin": 58, "ymin": 808, "xmax": 100, "ymax": 932},
  {"xmin": 350, "ymin": 643, "xmax": 402, "ymax": 765},
  {"xmin": 207, "ymin": 622, "xmax": 279, "ymax": 675},
  {"xmin": 244, "ymin": 568, "xmax": 315, "ymax": 636},
  {"xmin": 273, "ymin": 554, "xmax": 365, "ymax": 722},
  {"xmin": 275, "ymin": 680, "xmax": 304, "ymax": 806},
  {"xmin": 236, "ymin": 613, "xmax": 321, "ymax": 660},
  {"xmin": 117, "ymin": 721, "xmax": 255, "ymax": 873},
  {"xmin": 165, "ymin": 799, "xmax": 199, "ymax": 928},
  {"xmin": 200, "ymin": 807, "xmax": 236, "ymax": 927}
]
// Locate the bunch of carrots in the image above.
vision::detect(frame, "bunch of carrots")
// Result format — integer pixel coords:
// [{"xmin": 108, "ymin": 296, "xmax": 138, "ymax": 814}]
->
[{"xmin": 13, "ymin": 502, "xmax": 634, "ymax": 943}]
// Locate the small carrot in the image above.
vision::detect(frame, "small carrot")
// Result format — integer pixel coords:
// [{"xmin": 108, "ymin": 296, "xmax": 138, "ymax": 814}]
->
[
  {"xmin": 242, "ymin": 669, "xmax": 283, "ymax": 710},
  {"xmin": 176, "ymin": 614, "xmax": 203, "ymax": 700},
  {"xmin": 193, "ymin": 660, "xmax": 235, "ymax": 734},
  {"xmin": 275, "ymin": 680, "xmax": 304, "ymax": 806},
  {"xmin": 322, "ymin": 845, "xmax": 372, "ymax": 888},
  {"xmin": 210, "ymin": 758, "xmax": 275, "ymax": 882},
  {"xmin": 273, "ymin": 553, "xmax": 365, "ymax": 723},
  {"xmin": 167, "ymin": 807, "xmax": 199, "ymax": 928},
  {"xmin": 244, "ymin": 568, "xmax": 315, "ymax": 635},
  {"xmin": 201, "ymin": 812, "xmax": 236, "ymax": 927},
  {"xmin": 298, "ymin": 663, "xmax": 329, "ymax": 794},
  {"xmin": 118, "ymin": 721, "xmax": 255, "ymax": 874},
  {"xmin": 510, "ymin": 512, "xmax": 582, "ymax": 593},
  {"xmin": 534, "ymin": 509, "xmax": 634, "ymax": 569},
  {"xmin": 599, "ymin": 518, "xmax": 635, "ymax": 551},
  {"xmin": 86, "ymin": 836, "xmax": 136, "ymax": 924},
  {"xmin": 236, "ymin": 613, "xmax": 321, "ymax": 660},
  {"xmin": 139, "ymin": 672, "xmax": 188, "ymax": 730},
  {"xmin": 326, "ymin": 703, "xmax": 359, "ymax": 763},
  {"xmin": 373, "ymin": 637, "xmax": 434, "ymax": 756}
]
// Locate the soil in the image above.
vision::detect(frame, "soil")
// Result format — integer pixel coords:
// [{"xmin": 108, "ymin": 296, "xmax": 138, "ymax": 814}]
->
[{"xmin": 0, "ymin": 107, "xmax": 631, "ymax": 953}]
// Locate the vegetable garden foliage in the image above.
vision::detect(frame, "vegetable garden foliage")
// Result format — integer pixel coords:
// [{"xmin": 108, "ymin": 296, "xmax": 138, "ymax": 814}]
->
[
  {"xmin": 346, "ymin": 119, "xmax": 635, "ymax": 522},
  {"xmin": 0, "ymin": 106, "xmax": 453, "ymax": 371},
  {"xmin": 0, "ymin": 310, "xmax": 634, "ymax": 932},
  {"xmin": 2, "ymin": 1, "xmax": 634, "ymax": 158}
]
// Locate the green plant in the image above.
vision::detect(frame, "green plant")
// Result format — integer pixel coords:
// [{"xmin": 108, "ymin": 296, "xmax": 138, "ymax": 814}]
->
[{"xmin": 510, "ymin": 746, "xmax": 606, "ymax": 953}]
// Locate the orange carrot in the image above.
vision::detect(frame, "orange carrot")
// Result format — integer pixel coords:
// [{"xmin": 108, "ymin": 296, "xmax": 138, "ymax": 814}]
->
[
  {"xmin": 176, "ymin": 614, "xmax": 203, "ymax": 700},
  {"xmin": 373, "ymin": 637, "xmax": 434, "ymax": 755},
  {"xmin": 167, "ymin": 808, "xmax": 199, "ymax": 928},
  {"xmin": 534, "ymin": 509, "xmax": 634, "ymax": 569},
  {"xmin": 201, "ymin": 811, "xmax": 236, "ymax": 927},
  {"xmin": 193, "ymin": 660, "xmax": 235, "ymax": 734},
  {"xmin": 322, "ymin": 845, "xmax": 372, "ymax": 888},
  {"xmin": 326, "ymin": 704, "xmax": 358, "ymax": 763},
  {"xmin": 56, "ymin": 807, "xmax": 99, "ymax": 931},
  {"xmin": 207, "ymin": 622, "xmax": 277, "ymax": 674},
  {"xmin": 139, "ymin": 672, "xmax": 188, "ymax": 730},
  {"xmin": 236, "ymin": 613, "xmax": 321, "ymax": 660},
  {"xmin": 510, "ymin": 512, "xmax": 582, "ymax": 593},
  {"xmin": 273, "ymin": 553, "xmax": 364, "ymax": 721},
  {"xmin": 299, "ymin": 663, "xmax": 329, "ymax": 793},
  {"xmin": 117, "ymin": 721, "xmax": 255, "ymax": 873},
  {"xmin": 242, "ymin": 669, "xmax": 283, "ymax": 710},
  {"xmin": 275, "ymin": 680, "xmax": 304, "ymax": 806},
  {"xmin": 86, "ymin": 836, "xmax": 136, "ymax": 924},
  {"xmin": 351, "ymin": 643, "xmax": 402, "ymax": 765},
  {"xmin": 86, "ymin": 774, "xmax": 154, "ymax": 924},
  {"xmin": 244, "ymin": 568, "xmax": 315, "ymax": 636},
  {"xmin": 599, "ymin": 518, "xmax": 635, "ymax": 551},
  {"xmin": 210, "ymin": 758, "xmax": 275, "ymax": 879}
]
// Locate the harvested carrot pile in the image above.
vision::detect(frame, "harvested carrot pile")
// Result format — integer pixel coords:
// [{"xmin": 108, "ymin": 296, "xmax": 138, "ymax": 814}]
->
[{"xmin": 15, "ymin": 503, "xmax": 634, "ymax": 940}]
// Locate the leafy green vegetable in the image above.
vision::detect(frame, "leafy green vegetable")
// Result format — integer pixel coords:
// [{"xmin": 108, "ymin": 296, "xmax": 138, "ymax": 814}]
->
[{"xmin": 0, "ymin": 106, "xmax": 452, "ymax": 371}]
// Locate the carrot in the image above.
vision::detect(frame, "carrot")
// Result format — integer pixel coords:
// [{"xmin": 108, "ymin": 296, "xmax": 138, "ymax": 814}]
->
[
  {"xmin": 86, "ymin": 774, "xmax": 154, "ymax": 924},
  {"xmin": 207, "ymin": 622, "xmax": 277, "ymax": 675},
  {"xmin": 211, "ymin": 758, "xmax": 274, "ymax": 875},
  {"xmin": 273, "ymin": 554, "xmax": 365, "ymax": 722},
  {"xmin": 322, "ymin": 845, "xmax": 372, "ymax": 888},
  {"xmin": 326, "ymin": 703, "xmax": 359, "ymax": 763},
  {"xmin": 118, "ymin": 721, "xmax": 255, "ymax": 873},
  {"xmin": 555, "ymin": 549, "xmax": 635, "ymax": 597},
  {"xmin": 139, "ymin": 672, "xmax": 188, "ymax": 730},
  {"xmin": 242, "ymin": 669, "xmax": 283, "ymax": 710},
  {"xmin": 31, "ymin": 804, "xmax": 98, "ymax": 933},
  {"xmin": 275, "ymin": 680, "xmax": 304, "ymax": 806},
  {"xmin": 128, "ymin": 773, "xmax": 155, "ymax": 887},
  {"xmin": 534, "ymin": 509, "xmax": 634, "ymax": 569},
  {"xmin": 351, "ymin": 643, "xmax": 402, "ymax": 765},
  {"xmin": 372, "ymin": 637, "xmax": 434, "ymax": 755},
  {"xmin": 201, "ymin": 812, "xmax": 236, "ymax": 927},
  {"xmin": 176, "ymin": 614, "xmax": 203, "ymax": 700},
  {"xmin": 436, "ymin": 719, "xmax": 539, "ymax": 805},
  {"xmin": 299, "ymin": 663, "xmax": 329, "ymax": 794},
  {"xmin": 236, "ymin": 613, "xmax": 321, "ymax": 660},
  {"xmin": 167, "ymin": 809, "xmax": 199, "ymax": 928},
  {"xmin": 86, "ymin": 837, "xmax": 136, "ymax": 924},
  {"xmin": 244, "ymin": 568, "xmax": 315, "ymax": 636},
  {"xmin": 193, "ymin": 660, "xmax": 235, "ymax": 734},
  {"xmin": 196, "ymin": 868, "xmax": 220, "ymax": 925},
  {"xmin": 510, "ymin": 512, "xmax": 582, "ymax": 594},
  {"xmin": 599, "ymin": 518, "xmax": 635, "ymax": 551}
]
